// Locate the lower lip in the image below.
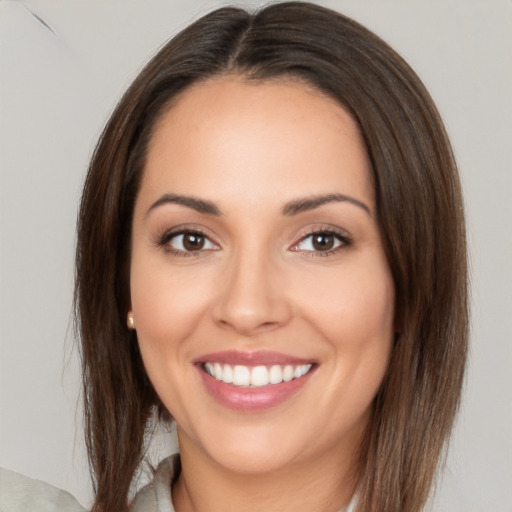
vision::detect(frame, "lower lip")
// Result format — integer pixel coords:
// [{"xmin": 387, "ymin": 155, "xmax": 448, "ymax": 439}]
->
[{"xmin": 197, "ymin": 366, "xmax": 314, "ymax": 412}]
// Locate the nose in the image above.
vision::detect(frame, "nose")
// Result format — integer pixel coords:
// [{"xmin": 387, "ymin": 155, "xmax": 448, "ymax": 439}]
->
[{"xmin": 212, "ymin": 249, "xmax": 292, "ymax": 336}]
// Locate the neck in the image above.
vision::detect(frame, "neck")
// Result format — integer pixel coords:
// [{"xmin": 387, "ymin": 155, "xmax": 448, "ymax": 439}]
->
[{"xmin": 172, "ymin": 432, "xmax": 358, "ymax": 512}]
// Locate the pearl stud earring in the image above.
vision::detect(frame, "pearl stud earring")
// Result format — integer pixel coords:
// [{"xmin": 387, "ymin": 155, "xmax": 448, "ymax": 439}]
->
[{"xmin": 127, "ymin": 314, "xmax": 135, "ymax": 329}]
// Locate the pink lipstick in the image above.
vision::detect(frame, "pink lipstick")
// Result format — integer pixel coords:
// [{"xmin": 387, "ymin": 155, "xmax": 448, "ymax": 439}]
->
[{"xmin": 194, "ymin": 351, "xmax": 316, "ymax": 411}]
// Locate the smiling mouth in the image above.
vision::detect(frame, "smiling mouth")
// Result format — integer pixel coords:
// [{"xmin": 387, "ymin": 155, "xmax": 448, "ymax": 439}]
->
[
  {"xmin": 196, "ymin": 352, "xmax": 317, "ymax": 410},
  {"xmin": 202, "ymin": 362, "xmax": 314, "ymax": 387}
]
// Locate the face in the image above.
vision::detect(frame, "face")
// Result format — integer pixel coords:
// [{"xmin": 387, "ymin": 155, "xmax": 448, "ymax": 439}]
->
[{"xmin": 129, "ymin": 77, "xmax": 395, "ymax": 475}]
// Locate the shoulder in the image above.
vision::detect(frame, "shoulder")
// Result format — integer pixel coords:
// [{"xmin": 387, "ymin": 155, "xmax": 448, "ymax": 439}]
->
[
  {"xmin": 0, "ymin": 467, "xmax": 87, "ymax": 512},
  {"xmin": 130, "ymin": 454, "xmax": 180, "ymax": 512}
]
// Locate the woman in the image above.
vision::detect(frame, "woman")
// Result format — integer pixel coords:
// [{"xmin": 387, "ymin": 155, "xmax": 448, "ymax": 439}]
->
[{"xmin": 1, "ymin": 2, "xmax": 468, "ymax": 511}]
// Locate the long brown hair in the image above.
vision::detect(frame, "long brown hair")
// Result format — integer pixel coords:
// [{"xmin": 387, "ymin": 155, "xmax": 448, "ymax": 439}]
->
[{"xmin": 75, "ymin": 3, "xmax": 468, "ymax": 511}]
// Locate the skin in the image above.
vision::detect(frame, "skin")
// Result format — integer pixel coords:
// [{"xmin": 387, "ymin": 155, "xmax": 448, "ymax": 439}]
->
[{"xmin": 129, "ymin": 76, "xmax": 395, "ymax": 512}]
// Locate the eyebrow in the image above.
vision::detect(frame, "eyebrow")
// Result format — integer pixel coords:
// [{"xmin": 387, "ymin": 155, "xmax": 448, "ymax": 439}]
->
[
  {"xmin": 146, "ymin": 193, "xmax": 222, "ymax": 217},
  {"xmin": 146, "ymin": 192, "xmax": 371, "ymax": 218},
  {"xmin": 282, "ymin": 194, "xmax": 372, "ymax": 216}
]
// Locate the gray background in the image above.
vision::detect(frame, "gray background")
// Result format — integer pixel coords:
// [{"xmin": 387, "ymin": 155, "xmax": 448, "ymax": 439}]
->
[{"xmin": 1, "ymin": 0, "xmax": 511, "ymax": 510}]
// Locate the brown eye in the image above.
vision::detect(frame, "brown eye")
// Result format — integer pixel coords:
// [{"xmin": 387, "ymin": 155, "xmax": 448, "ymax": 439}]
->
[
  {"xmin": 312, "ymin": 233, "xmax": 335, "ymax": 251},
  {"xmin": 293, "ymin": 231, "xmax": 347, "ymax": 254},
  {"xmin": 163, "ymin": 231, "xmax": 218, "ymax": 254},
  {"xmin": 182, "ymin": 233, "xmax": 205, "ymax": 251}
]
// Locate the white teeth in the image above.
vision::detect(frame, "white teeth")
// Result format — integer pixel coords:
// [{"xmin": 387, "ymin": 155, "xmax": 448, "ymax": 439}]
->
[
  {"xmin": 204, "ymin": 362, "xmax": 313, "ymax": 387},
  {"xmin": 293, "ymin": 364, "xmax": 312, "ymax": 378},
  {"xmin": 213, "ymin": 362, "xmax": 223, "ymax": 381},
  {"xmin": 269, "ymin": 365, "xmax": 283, "ymax": 384},
  {"xmin": 204, "ymin": 362, "xmax": 214, "ymax": 377},
  {"xmin": 283, "ymin": 365, "xmax": 294, "ymax": 382},
  {"xmin": 222, "ymin": 364, "xmax": 233, "ymax": 384},
  {"xmin": 250, "ymin": 366, "xmax": 269, "ymax": 387},
  {"xmin": 233, "ymin": 365, "xmax": 250, "ymax": 386}
]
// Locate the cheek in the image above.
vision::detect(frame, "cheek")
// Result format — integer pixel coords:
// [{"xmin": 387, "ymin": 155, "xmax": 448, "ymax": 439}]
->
[
  {"xmin": 300, "ymin": 258, "xmax": 395, "ymax": 343},
  {"xmin": 297, "ymin": 259, "xmax": 395, "ymax": 398},
  {"xmin": 129, "ymin": 257, "xmax": 215, "ymax": 392},
  {"xmin": 129, "ymin": 262, "xmax": 214, "ymax": 415},
  {"xmin": 131, "ymin": 259, "xmax": 210, "ymax": 341}
]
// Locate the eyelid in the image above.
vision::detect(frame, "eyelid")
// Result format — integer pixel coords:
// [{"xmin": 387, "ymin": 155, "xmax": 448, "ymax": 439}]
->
[
  {"xmin": 289, "ymin": 226, "xmax": 351, "ymax": 255},
  {"xmin": 153, "ymin": 223, "xmax": 350, "ymax": 257},
  {"xmin": 155, "ymin": 226, "xmax": 220, "ymax": 255}
]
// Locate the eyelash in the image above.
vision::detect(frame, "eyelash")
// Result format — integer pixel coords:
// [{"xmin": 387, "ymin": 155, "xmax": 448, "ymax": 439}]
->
[
  {"xmin": 155, "ymin": 227, "xmax": 351, "ymax": 257},
  {"xmin": 156, "ymin": 228, "xmax": 218, "ymax": 257},
  {"xmin": 292, "ymin": 229, "xmax": 351, "ymax": 257}
]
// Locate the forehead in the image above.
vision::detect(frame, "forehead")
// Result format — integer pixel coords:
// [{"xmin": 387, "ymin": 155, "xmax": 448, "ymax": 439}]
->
[{"xmin": 141, "ymin": 76, "xmax": 374, "ymax": 211}]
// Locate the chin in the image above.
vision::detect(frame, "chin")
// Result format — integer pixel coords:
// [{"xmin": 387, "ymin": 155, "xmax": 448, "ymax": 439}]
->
[
  {"xmin": 177, "ymin": 417, "xmax": 312, "ymax": 474},
  {"xmin": 209, "ymin": 442, "xmax": 301, "ymax": 475}
]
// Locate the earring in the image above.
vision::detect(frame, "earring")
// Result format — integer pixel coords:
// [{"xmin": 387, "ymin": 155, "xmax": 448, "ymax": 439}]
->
[{"xmin": 127, "ymin": 313, "xmax": 135, "ymax": 330}]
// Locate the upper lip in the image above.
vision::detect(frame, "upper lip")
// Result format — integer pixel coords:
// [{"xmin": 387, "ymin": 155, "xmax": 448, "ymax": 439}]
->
[{"xmin": 193, "ymin": 350, "xmax": 316, "ymax": 366}]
